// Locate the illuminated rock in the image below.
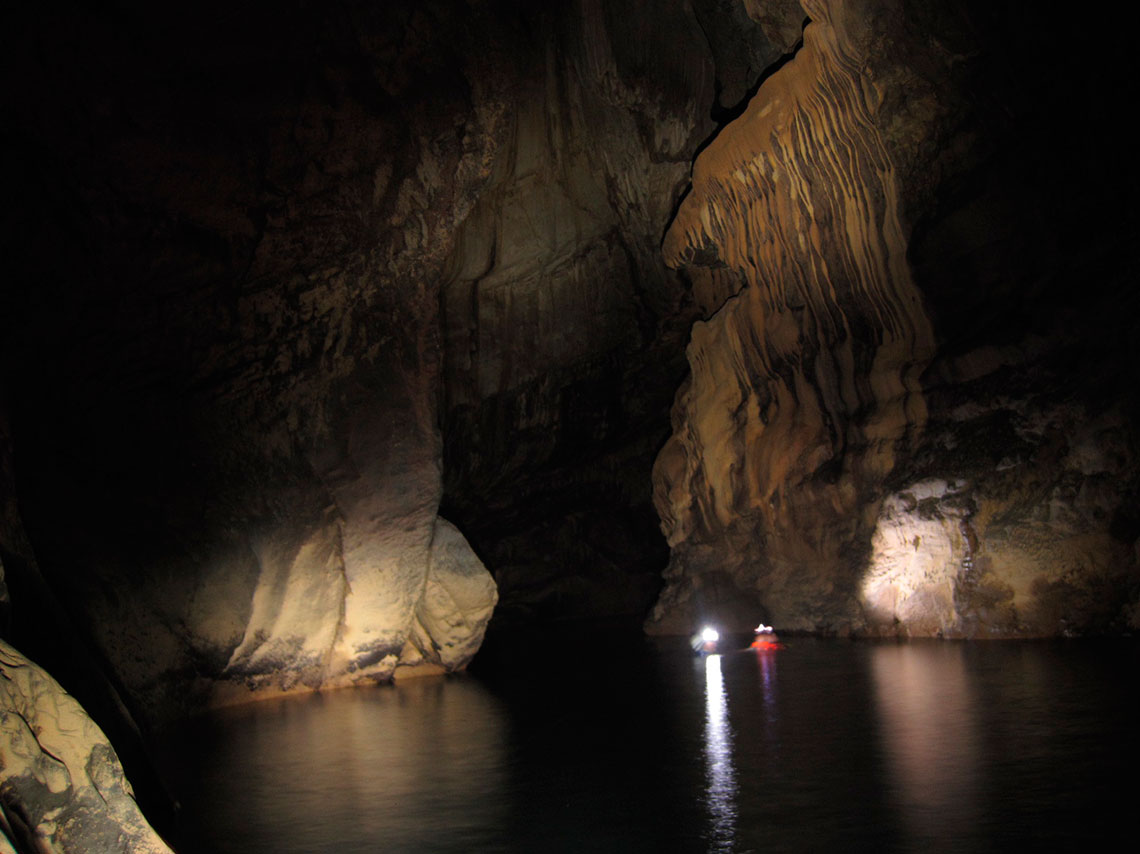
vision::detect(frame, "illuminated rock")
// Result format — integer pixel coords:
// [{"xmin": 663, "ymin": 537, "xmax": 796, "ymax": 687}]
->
[
  {"xmin": 861, "ymin": 480, "xmax": 972, "ymax": 636},
  {"xmin": 0, "ymin": 641, "xmax": 172, "ymax": 853},
  {"xmin": 861, "ymin": 364, "xmax": 1140, "ymax": 638},
  {"xmin": 217, "ymin": 511, "xmax": 494, "ymax": 696},
  {"xmin": 648, "ymin": 0, "xmax": 1140, "ymax": 637},
  {"xmin": 649, "ymin": 0, "xmax": 934, "ymax": 634},
  {"xmin": 406, "ymin": 517, "xmax": 499, "ymax": 672}
]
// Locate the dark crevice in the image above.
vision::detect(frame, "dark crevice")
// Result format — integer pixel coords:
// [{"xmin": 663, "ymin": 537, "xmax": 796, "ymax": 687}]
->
[
  {"xmin": 660, "ymin": 17, "xmax": 810, "ymax": 248},
  {"xmin": 695, "ymin": 17, "xmax": 809, "ymax": 162}
]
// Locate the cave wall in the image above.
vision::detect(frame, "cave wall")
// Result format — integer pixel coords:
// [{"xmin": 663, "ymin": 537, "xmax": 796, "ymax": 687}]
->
[
  {"xmin": 649, "ymin": 0, "xmax": 1140, "ymax": 637},
  {"xmin": 0, "ymin": 0, "xmax": 812, "ymax": 728},
  {"xmin": 3, "ymin": 0, "xmax": 1137, "ymax": 748},
  {"xmin": 438, "ymin": 0, "xmax": 799, "ymax": 625},
  {"xmin": 0, "ymin": 640, "xmax": 173, "ymax": 852},
  {"xmin": 2, "ymin": 0, "xmax": 520, "ymax": 724}
]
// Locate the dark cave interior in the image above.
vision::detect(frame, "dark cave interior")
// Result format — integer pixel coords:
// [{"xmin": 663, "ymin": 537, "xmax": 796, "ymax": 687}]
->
[{"xmin": 1, "ymin": 0, "xmax": 1138, "ymax": 847}]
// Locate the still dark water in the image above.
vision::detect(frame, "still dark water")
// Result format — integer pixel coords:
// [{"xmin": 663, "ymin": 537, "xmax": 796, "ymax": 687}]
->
[{"xmin": 157, "ymin": 635, "xmax": 1137, "ymax": 853}]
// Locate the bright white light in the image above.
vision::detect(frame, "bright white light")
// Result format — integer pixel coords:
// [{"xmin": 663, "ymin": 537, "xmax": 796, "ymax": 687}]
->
[{"xmin": 701, "ymin": 627, "xmax": 720, "ymax": 643}]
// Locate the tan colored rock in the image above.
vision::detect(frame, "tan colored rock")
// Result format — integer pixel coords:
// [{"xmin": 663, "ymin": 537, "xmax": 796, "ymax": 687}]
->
[
  {"xmin": 650, "ymin": 0, "xmax": 1140, "ymax": 637},
  {"xmin": 209, "ymin": 512, "xmax": 494, "ymax": 703},
  {"xmin": 650, "ymin": 0, "xmax": 933, "ymax": 633},
  {"xmin": 861, "ymin": 480, "xmax": 972, "ymax": 636},
  {"xmin": 408, "ymin": 517, "xmax": 499, "ymax": 672},
  {"xmin": 0, "ymin": 641, "xmax": 171, "ymax": 853},
  {"xmin": 873, "ymin": 382, "xmax": 1140, "ymax": 638}
]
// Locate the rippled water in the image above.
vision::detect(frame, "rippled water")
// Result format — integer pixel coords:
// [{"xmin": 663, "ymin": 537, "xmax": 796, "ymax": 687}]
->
[{"xmin": 157, "ymin": 635, "xmax": 1137, "ymax": 853}]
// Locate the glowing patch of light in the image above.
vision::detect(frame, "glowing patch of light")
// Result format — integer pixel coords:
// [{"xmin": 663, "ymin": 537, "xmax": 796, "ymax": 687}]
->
[
  {"xmin": 703, "ymin": 654, "xmax": 736, "ymax": 852},
  {"xmin": 871, "ymin": 645, "xmax": 980, "ymax": 848},
  {"xmin": 701, "ymin": 626, "xmax": 720, "ymax": 643}
]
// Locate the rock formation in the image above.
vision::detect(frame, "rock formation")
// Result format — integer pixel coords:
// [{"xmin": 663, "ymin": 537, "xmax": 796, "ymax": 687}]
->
[
  {"xmin": 651, "ymin": 0, "xmax": 934, "ymax": 634},
  {"xmin": 648, "ymin": 0, "xmax": 1140, "ymax": 637},
  {"xmin": 2, "ymin": 0, "xmax": 1136, "ymax": 843},
  {"xmin": 0, "ymin": 0, "xmax": 798, "ymax": 728},
  {"xmin": 2, "ymin": 0, "xmax": 514, "ymax": 725},
  {"xmin": 0, "ymin": 641, "xmax": 171, "ymax": 853},
  {"xmin": 0, "ymin": 0, "xmax": 1135, "ymax": 766},
  {"xmin": 438, "ymin": 0, "xmax": 797, "ymax": 626}
]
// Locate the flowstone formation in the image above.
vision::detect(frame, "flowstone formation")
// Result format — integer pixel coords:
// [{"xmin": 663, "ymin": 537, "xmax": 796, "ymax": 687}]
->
[{"xmin": 649, "ymin": 0, "xmax": 1140, "ymax": 637}]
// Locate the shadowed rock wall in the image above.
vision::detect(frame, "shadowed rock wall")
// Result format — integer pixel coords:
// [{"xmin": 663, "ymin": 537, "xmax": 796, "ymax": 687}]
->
[
  {"xmin": 439, "ymin": 0, "xmax": 788, "ymax": 625},
  {"xmin": 3, "ymin": 0, "xmax": 514, "ymax": 724},
  {"xmin": 3, "ymin": 0, "xmax": 1137, "ymax": 758},
  {"xmin": 0, "ymin": 0, "xmax": 802, "ymax": 728}
]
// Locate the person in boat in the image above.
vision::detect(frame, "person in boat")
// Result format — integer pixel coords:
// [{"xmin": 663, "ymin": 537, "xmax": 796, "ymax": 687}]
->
[
  {"xmin": 691, "ymin": 626, "xmax": 720, "ymax": 654},
  {"xmin": 751, "ymin": 622, "xmax": 781, "ymax": 648}
]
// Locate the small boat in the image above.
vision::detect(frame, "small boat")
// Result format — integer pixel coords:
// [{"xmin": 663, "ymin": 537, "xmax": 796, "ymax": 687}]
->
[
  {"xmin": 750, "ymin": 623, "xmax": 784, "ymax": 651},
  {"xmin": 690, "ymin": 626, "xmax": 720, "ymax": 655}
]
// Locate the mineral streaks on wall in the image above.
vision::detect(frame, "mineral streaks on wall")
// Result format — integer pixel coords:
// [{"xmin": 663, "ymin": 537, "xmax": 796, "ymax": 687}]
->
[
  {"xmin": 651, "ymin": 0, "xmax": 1140, "ymax": 638},
  {"xmin": 650, "ymin": 0, "xmax": 934, "ymax": 633}
]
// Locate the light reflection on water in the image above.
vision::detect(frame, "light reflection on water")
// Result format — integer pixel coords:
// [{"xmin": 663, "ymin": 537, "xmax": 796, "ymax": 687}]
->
[
  {"xmin": 871, "ymin": 644, "xmax": 980, "ymax": 851},
  {"xmin": 157, "ymin": 637, "xmax": 1138, "ymax": 853},
  {"xmin": 162, "ymin": 678, "xmax": 510, "ymax": 853},
  {"xmin": 702, "ymin": 654, "xmax": 737, "ymax": 851}
]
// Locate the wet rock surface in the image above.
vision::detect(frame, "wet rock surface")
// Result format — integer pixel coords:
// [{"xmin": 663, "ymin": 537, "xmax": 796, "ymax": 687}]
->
[{"xmin": 0, "ymin": 641, "xmax": 172, "ymax": 853}]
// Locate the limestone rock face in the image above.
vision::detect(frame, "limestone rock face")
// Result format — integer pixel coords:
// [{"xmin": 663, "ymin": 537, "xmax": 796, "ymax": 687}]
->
[
  {"xmin": 438, "ymin": 0, "xmax": 789, "ymax": 624},
  {"xmin": 649, "ymin": 0, "xmax": 1140, "ymax": 637},
  {"xmin": 408, "ymin": 517, "xmax": 499, "ymax": 672},
  {"xmin": 1, "ymin": 0, "xmax": 786, "ymax": 724},
  {"xmin": 3, "ymin": 0, "xmax": 510, "ymax": 722},
  {"xmin": 650, "ymin": 0, "xmax": 934, "ymax": 634},
  {"xmin": 861, "ymin": 353, "xmax": 1140, "ymax": 637},
  {"xmin": 4, "ymin": 0, "xmax": 1137, "ymax": 752},
  {"xmin": 0, "ymin": 641, "xmax": 171, "ymax": 853}
]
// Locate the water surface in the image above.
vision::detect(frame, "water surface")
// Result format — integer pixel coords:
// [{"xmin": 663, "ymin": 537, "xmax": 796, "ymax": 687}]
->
[{"xmin": 158, "ymin": 636, "xmax": 1137, "ymax": 853}]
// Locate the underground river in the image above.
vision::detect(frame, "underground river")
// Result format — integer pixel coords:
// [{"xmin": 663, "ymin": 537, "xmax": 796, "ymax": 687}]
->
[{"xmin": 156, "ymin": 634, "xmax": 1137, "ymax": 853}]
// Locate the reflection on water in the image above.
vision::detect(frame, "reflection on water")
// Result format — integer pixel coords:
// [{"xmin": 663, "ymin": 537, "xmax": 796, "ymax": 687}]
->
[
  {"xmin": 161, "ymin": 678, "xmax": 509, "ymax": 854},
  {"xmin": 871, "ymin": 644, "xmax": 980, "ymax": 851},
  {"xmin": 754, "ymin": 649, "xmax": 779, "ymax": 751},
  {"xmin": 702, "ymin": 654, "xmax": 737, "ymax": 851},
  {"xmin": 158, "ymin": 637, "xmax": 1138, "ymax": 853}
]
